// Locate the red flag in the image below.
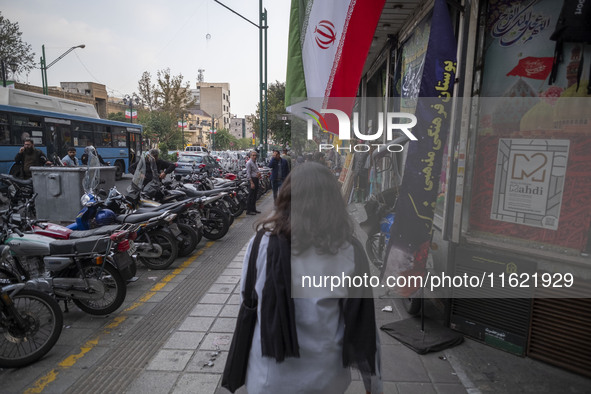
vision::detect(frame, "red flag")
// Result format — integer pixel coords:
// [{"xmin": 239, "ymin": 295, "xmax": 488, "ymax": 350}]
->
[{"xmin": 506, "ymin": 57, "xmax": 554, "ymax": 80}]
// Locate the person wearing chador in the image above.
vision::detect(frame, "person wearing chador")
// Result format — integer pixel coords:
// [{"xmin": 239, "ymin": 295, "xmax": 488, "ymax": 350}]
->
[{"xmin": 238, "ymin": 162, "xmax": 382, "ymax": 394}]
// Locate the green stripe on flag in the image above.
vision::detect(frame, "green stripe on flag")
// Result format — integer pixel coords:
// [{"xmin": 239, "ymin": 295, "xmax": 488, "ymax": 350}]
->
[{"xmin": 285, "ymin": 0, "xmax": 309, "ymax": 108}]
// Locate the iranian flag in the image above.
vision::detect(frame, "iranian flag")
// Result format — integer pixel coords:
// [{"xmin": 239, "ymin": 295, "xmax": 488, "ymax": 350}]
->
[
  {"xmin": 286, "ymin": 0, "xmax": 386, "ymax": 125},
  {"xmin": 178, "ymin": 121, "xmax": 186, "ymax": 128},
  {"xmin": 125, "ymin": 109, "xmax": 137, "ymax": 119}
]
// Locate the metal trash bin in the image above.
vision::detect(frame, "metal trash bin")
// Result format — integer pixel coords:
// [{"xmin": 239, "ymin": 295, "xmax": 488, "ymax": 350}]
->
[{"xmin": 31, "ymin": 166, "xmax": 116, "ymax": 223}]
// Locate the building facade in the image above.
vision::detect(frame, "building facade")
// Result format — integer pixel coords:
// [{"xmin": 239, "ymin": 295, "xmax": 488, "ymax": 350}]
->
[{"xmin": 192, "ymin": 82, "xmax": 231, "ymax": 132}]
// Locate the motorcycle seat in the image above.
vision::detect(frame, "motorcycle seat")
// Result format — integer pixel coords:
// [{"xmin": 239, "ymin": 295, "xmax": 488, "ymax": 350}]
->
[
  {"xmin": 49, "ymin": 235, "xmax": 110, "ymax": 255},
  {"xmin": 68, "ymin": 224, "xmax": 122, "ymax": 239},
  {"xmin": 191, "ymin": 188, "xmax": 232, "ymax": 197},
  {"xmin": 116, "ymin": 211, "xmax": 164, "ymax": 224}
]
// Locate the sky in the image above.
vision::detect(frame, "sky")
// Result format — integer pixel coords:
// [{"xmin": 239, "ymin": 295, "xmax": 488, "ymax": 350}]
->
[{"xmin": 2, "ymin": 0, "xmax": 291, "ymax": 118}]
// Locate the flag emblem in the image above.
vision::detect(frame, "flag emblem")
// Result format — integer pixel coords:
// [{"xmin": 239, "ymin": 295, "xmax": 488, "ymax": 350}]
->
[{"xmin": 314, "ymin": 20, "xmax": 337, "ymax": 49}]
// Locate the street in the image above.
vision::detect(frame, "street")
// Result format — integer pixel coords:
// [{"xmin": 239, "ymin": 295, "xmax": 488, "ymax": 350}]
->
[
  {"xmin": 0, "ymin": 175, "xmax": 273, "ymax": 393},
  {"xmin": 1, "ymin": 177, "xmax": 590, "ymax": 394}
]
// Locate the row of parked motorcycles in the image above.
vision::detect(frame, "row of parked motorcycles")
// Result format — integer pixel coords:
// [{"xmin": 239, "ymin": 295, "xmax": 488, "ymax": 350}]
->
[{"xmin": 0, "ymin": 160, "xmax": 272, "ymax": 368}]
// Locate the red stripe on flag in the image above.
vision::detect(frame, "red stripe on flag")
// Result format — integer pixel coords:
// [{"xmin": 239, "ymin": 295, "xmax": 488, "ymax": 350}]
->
[
  {"xmin": 324, "ymin": 0, "xmax": 386, "ymax": 133},
  {"xmin": 328, "ymin": 0, "xmax": 385, "ymax": 99}
]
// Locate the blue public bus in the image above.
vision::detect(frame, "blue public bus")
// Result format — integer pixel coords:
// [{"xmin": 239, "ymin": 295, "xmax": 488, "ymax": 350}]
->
[{"xmin": 0, "ymin": 86, "xmax": 142, "ymax": 180}]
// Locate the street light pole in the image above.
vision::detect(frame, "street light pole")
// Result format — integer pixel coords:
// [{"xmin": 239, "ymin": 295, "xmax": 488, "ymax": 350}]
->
[
  {"xmin": 40, "ymin": 44, "xmax": 85, "ymax": 95},
  {"xmin": 211, "ymin": 115, "xmax": 216, "ymax": 151},
  {"xmin": 181, "ymin": 113, "xmax": 186, "ymax": 149},
  {"xmin": 123, "ymin": 94, "xmax": 139, "ymax": 123},
  {"xmin": 214, "ymin": 0, "xmax": 267, "ymax": 157}
]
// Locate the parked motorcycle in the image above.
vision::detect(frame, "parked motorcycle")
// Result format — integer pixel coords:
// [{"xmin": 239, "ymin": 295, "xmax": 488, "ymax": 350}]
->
[
  {"xmin": 0, "ymin": 206, "xmax": 128, "ymax": 316},
  {"xmin": 102, "ymin": 187, "xmax": 200, "ymax": 258},
  {"xmin": 0, "ymin": 174, "xmax": 35, "ymax": 216},
  {"xmin": 70, "ymin": 191, "xmax": 181, "ymax": 269},
  {"xmin": 6, "ymin": 195, "xmax": 138, "ymax": 281},
  {"xmin": 0, "ymin": 279, "xmax": 63, "ymax": 368}
]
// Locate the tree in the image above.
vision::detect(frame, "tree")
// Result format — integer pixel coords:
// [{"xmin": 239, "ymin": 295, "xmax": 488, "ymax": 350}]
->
[
  {"xmin": 136, "ymin": 69, "xmax": 197, "ymax": 150},
  {"xmin": 252, "ymin": 81, "xmax": 290, "ymax": 148},
  {"xmin": 155, "ymin": 68, "xmax": 196, "ymax": 114},
  {"xmin": 137, "ymin": 71, "xmax": 157, "ymax": 111},
  {"xmin": 138, "ymin": 110, "xmax": 178, "ymax": 152},
  {"xmin": 0, "ymin": 12, "xmax": 35, "ymax": 79},
  {"xmin": 107, "ymin": 112, "xmax": 127, "ymax": 122},
  {"xmin": 210, "ymin": 128, "xmax": 237, "ymax": 151},
  {"xmin": 237, "ymin": 137, "xmax": 254, "ymax": 150}
]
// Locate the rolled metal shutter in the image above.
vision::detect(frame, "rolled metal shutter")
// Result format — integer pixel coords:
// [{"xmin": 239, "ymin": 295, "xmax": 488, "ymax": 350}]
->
[{"xmin": 527, "ymin": 278, "xmax": 591, "ymax": 378}]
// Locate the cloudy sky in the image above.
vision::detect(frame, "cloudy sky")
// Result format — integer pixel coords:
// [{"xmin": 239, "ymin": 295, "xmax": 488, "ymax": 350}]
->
[{"xmin": 2, "ymin": 0, "xmax": 291, "ymax": 118}]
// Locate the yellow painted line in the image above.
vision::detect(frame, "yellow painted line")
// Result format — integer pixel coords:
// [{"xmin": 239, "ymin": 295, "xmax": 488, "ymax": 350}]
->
[
  {"xmin": 24, "ymin": 241, "xmax": 215, "ymax": 393},
  {"xmin": 58, "ymin": 337, "xmax": 100, "ymax": 367}
]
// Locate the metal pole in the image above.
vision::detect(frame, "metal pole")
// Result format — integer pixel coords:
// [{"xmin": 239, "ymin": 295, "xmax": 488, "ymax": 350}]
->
[
  {"xmin": 1, "ymin": 60, "xmax": 6, "ymax": 88},
  {"xmin": 264, "ymin": 8, "xmax": 268, "ymax": 158},
  {"xmin": 42, "ymin": 45, "xmax": 48, "ymax": 95},
  {"xmin": 130, "ymin": 101, "xmax": 133, "ymax": 124},
  {"xmin": 259, "ymin": 0, "xmax": 264, "ymax": 158},
  {"xmin": 182, "ymin": 114, "xmax": 185, "ymax": 149}
]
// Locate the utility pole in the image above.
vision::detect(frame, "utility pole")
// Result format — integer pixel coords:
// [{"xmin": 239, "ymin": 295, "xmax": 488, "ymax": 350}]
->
[{"xmin": 213, "ymin": 0, "xmax": 267, "ymax": 157}]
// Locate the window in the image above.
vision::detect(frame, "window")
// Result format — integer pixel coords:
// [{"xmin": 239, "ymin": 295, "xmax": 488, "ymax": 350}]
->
[
  {"xmin": 0, "ymin": 113, "xmax": 9, "ymax": 145},
  {"xmin": 73, "ymin": 121, "xmax": 94, "ymax": 147},
  {"xmin": 112, "ymin": 127, "xmax": 127, "ymax": 147},
  {"xmin": 94, "ymin": 125, "xmax": 111, "ymax": 147},
  {"xmin": 11, "ymin": 115, "xmax": 44, "ymax": 145}
]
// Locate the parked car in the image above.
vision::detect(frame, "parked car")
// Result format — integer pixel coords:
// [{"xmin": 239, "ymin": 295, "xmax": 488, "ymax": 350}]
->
[
  {"xmin": 185, "ymin": 146, "xmax": 209, "ymax": 153},
  {"xmin": 175, "ymin": 152, "xmax": 221, "ymax": 176}
]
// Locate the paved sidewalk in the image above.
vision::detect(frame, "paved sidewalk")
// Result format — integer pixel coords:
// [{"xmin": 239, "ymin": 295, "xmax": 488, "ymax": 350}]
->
[
  {"xmin": 124, "ymin": 241, "xmax": 468, "ymax": 394},
  {"xmin": 122, "ymin": 212, "xmax": 591, "ymax": 394}
]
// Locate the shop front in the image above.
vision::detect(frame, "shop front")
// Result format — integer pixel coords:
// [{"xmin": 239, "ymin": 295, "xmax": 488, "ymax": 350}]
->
[{"xmin": 353, "ymin": 0, "xmax": 591, "ymax": 377}]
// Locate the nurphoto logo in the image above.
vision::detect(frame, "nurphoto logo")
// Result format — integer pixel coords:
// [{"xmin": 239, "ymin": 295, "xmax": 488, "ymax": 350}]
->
[{"xmin": 303, "ymin": 107, "xmax": 418, "ymax": 153}]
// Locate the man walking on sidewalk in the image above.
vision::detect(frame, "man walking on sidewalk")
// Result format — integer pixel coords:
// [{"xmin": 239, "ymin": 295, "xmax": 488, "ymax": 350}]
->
[
  {"xmin": 246, "ymin": 150, "xmax": 261, "ymax": 215},
  {"xmin": 268, "ymin": 149, "xmax": 290, "ymax": 202}
]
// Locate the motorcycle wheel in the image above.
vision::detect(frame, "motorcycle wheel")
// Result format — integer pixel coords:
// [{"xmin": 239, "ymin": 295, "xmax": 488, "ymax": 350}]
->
[
  {"xmin": 73, "ymin": 262, "xmax": 127, "ymax": 315},
  {"xmin": 178, "ymin": 217, "xmax": 203, "ymax": 247},
  {"xmin": 226, "ymin": 196, "xmax": 245, "ymax": 218},
  {"xmin": 0, "ymin": 289, "xmax": 63, "ymax": 368},
  {"xmin": 177, "ymin": 223, "xmax": 198, "ymax": 257},
  {"xmin": 202, "ymin": 208, "xmax": 230, "ymax": 241},
  {"xmin": 365, "ymin": 233, "xmax": 386, "ymax": 276},
  {"xmin": 138, "ymin": 230, "xmax": 179, "ymax": 270},
  {"xmin": 0, "ymin": 267, "xmax": 21, "ymax": 284}
]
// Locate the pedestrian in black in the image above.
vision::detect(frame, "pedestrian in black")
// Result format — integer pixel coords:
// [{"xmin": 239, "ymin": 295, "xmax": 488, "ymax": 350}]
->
[
  {"xmin": 268, "ymin": 150, "xmax": 290, "ymax": 202},
  {"xmin": 13, "ymin": 138, "xmax": 52, "ymax": 179},
  {"xmin": 245, "ymin": 151, "xmax": 261, "ymax": 215}
]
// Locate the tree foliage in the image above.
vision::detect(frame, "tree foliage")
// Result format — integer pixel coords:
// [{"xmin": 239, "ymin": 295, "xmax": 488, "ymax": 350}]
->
[
  {"xmin": 210, "ymin": 128, "xmax": 237, "ymax": 151},
  {"xmin": 155, "ymin": 68, "xmax": 195, "ymax": 113},
  {"xmin": 107, "ymin": 112, "xmax": 127, "ymax": 123},
  {"xmin": 137, "ymin": 71, "xmax": 157, "ymax": 111},
  {"xmin": 136, "ymin": 68, "xmax": 196, "ymax": 150},
  {"xmin": 237, "ymin": 137, "xmax": 255, "ymax": 150},
  {"xmin": 252, "ymin": 81, "xmax": 290, "ymax": 148},
  {"xmin": 0, "ymin": 12, "xmax": 35, "ymax": 78}
]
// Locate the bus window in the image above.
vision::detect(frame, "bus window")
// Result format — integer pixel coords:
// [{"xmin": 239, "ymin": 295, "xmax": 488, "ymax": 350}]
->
[
  {"xmin": 11, "ymin": 114, "xmax": 44, "ymax": 145},
  {"xmin": 46, "ymin": 123, "xmax": 72, "ymax": 160},
  {"xmin": 0, "ymin": 113, "xmax": 9, "ymax": 145},
  {"xmin": 73, "ymin": 121, "xmax": 94, "ymax": 147},
  {"xmin": 112, "ymin": 127, "xmax": 126, "ymax": 147},
  {"xmin": 95, "ymin": 125, "xmax": 112, "ymax": 147}
]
